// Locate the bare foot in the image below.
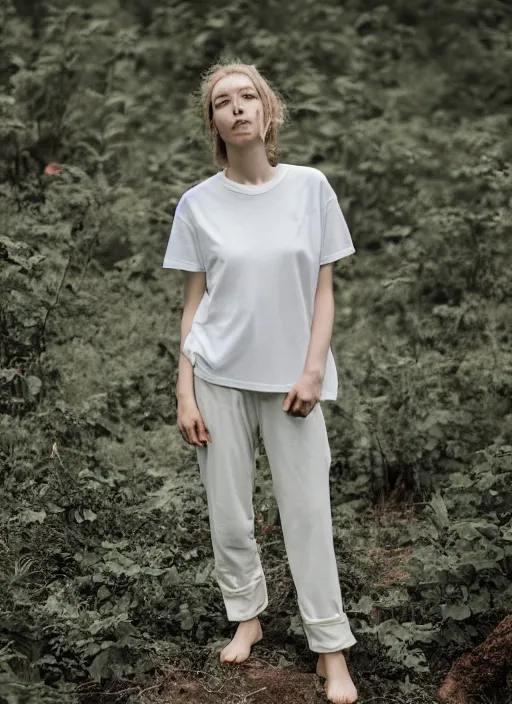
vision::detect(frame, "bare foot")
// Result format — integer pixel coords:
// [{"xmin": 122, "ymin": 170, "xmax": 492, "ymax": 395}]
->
[
  {"xmin": 316, "ymin": 653, "xmax": 327, "ymax": 678},
  {"xmin": 219, "ymin": 616, "xmax": 263, "ymax": 664},
  {"xmin": 316, "ymin": 652, "xmax": 358, "ymax": 704}
]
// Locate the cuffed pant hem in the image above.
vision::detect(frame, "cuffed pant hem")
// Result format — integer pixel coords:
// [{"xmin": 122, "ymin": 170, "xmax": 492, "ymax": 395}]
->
[
  {"xmin": 302, "ymin": 613, "xmax": 357, "ymax": 653},
  {"xmin": 219, "ymin": 569, "xmax": 268, "ymax": 623}
]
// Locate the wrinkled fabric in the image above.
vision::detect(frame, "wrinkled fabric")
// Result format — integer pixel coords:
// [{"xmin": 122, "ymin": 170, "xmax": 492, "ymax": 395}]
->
[
  {"xmin": 162, "ymin": 163, "xmax": 355, "ymax": 401},
  {"xmin": 194, "ymin": 374, "xmax": 358, "ymax": 653}
]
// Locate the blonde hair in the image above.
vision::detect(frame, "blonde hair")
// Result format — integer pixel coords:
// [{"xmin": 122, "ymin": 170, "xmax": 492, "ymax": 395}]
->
[{"xmin": 197, "ymin": 56, "xmax": 288, "ymax": 168}]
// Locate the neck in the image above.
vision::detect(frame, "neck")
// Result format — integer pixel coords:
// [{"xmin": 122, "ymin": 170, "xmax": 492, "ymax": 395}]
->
[{"xmin": 224, "ymin": 146, "xmax": 276, "ymax": 186}]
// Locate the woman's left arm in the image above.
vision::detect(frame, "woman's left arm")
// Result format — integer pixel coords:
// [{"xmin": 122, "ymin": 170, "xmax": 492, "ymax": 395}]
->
[
  {"xmin": 282, "ymin": 263, "xmax": 334, "ymax": 415},
  {"xmin": 302, "ymin": 263, "xmax": 335, "ymax": 382}
]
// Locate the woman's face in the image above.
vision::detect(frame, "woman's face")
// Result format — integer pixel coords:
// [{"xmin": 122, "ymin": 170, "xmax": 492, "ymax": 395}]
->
[{"xmin": 211, "ymin": 73, "xmax": 265, "ymax": 147}]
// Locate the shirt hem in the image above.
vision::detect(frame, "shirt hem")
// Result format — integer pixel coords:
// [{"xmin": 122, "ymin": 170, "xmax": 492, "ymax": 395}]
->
[
  {"xmin": 320, "ymin": 246, "xmax": 356, "ymax": 266},
  {"xmin": 193, "ymin": 367, "xmax": 336, "ymax": 400},
  {"xmin": 162, "ymin": 258, "xmax": 205, "ymax": 272}
]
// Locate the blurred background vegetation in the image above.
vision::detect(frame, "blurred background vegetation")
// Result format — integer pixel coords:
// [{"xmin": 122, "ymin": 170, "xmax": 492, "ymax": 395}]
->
[{"xmin": 1, "ymin": 0, "xmax": 511, "ymax": 702}]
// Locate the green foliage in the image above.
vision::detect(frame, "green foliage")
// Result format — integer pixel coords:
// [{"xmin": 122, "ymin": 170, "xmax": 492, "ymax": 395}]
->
[
  {"xmin": 345, "ymin": 443, "xmax": 512, "ymax": 672},
  {"xmin": 1, "ymin": 0, "xmax": 511, "ymax": 701}
]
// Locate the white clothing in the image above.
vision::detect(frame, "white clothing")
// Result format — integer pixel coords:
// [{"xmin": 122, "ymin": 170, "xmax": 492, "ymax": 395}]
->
[
  {"xmin": 194, "ymin": 374, "xmax": 358, "ymax": 652},
  {"xmin": 162, "ymin": 163, "xmax": 356, "ymax": 400}
]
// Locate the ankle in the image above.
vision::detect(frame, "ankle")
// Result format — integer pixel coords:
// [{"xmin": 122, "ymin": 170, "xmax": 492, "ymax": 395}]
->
[
  {"xmin": 322, "ymin": 650, "xmax": 346, "ymax": 662},
  {"xmin": 240, "ymin": 616, "xmax": 260, "ymax": 624}
]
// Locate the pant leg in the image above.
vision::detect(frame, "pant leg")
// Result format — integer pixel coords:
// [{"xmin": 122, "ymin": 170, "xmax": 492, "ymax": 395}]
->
[
  {"xmin": 193, "ymin": 374, "xmax": 268, "ymax": 622},
  {"xmin": 257, "ymin": 394, "xmax": 357, "ymax": 653}
]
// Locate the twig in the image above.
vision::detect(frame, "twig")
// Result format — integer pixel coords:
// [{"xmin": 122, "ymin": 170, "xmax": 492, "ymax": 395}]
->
[{"xmin": 243, "ymin": 686, "xmax": 268, "ymax": 700}]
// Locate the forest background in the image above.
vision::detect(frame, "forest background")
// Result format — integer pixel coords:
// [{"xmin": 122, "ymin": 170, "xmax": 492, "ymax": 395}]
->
[{"xmin": 1, "ymin": 0, "xmax": 511, "ymax": 702}]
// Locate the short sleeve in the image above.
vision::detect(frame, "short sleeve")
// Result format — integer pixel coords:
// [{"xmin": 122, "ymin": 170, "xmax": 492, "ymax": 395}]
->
[
  {"xmin": 162, "ymin": 200, "xmax": 205, "ymax": 272},
  {"xmin": 320, "ymin": 196, "xmax": 356, "ymax": 266}
]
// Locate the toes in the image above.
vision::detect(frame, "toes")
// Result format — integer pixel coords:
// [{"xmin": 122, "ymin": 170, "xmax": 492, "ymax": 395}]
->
[
  {"xmin": 325, "ymin": 687, "xmax": 358, "ymax": 704},
  {"xmin": 235, "ymin": 649, "xmax": 249, "ymax": 664},
  {"xmin": 220, "ymin": 647, "xmax": 250, "ymax": 665}
]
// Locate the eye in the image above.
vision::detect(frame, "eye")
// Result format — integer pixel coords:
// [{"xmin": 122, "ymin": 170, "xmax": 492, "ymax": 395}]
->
[{"xmin": 216, "ymin": 93, "xmax": 255, "ymax": 107}]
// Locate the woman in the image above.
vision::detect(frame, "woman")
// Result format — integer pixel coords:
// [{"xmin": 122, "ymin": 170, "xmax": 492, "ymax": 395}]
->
[{"xmin": 162, "ymin": 59, "xmax": 358, "ymax": 704}]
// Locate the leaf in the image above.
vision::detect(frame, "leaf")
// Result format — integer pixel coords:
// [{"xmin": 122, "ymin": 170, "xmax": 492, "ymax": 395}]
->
[
  {"xmin": 205, "ymin": 17, "xmax": 225, "ymax": 28},
  {"xmin": 180, "ymin": 612, "xmax": 194, "ymax": 631},
  {"xmin": 428, "ymin": 491, "xmax": 449, "ymax": 529},
  {"xmin": 194, "ymin": 563, "xmax": 211, "ymax": 584},
  {"xmin": 87, "ymin": 648, "xmax": 110, "ymax": 683},
  {"xmin": 104, "ymin": 125, "xmax": 127, "ymax": 141},
  {"xmin": 0, "ymin": 368, "xmax": 18, "ymax": 382},
  {"xmin": 468, "ymin": 590, "xmax": 490, "ymax": 614},
  {"xmin": 105, "ymin": 93, "xmax": 131, "ymax": 110},
  {"xmin": 20, "ymin": 509, "xmax": 47, "ymax": 524},
  {"xmin": 352, "ymin": 595, "xmax": 374, "ymax": 615},
  {"xmin": 473, "ymin": 522, "xmax": 500, "ymax": 540},
  {"xmin": 123, "ymin": 563, "xmax": 141, "ymax": 576},
  {"xmin": 454, "ymin": 523, "xmax": 482, "ymax": 541},
  {"xmin": 143, "ymin": 567, "xmax": 167, "ymax": 576},
  {"xmin": 45, "ymin": 594, "xmax": 63, "ymax": 614},
  {"xmin": 448, "ymin": 472, "xmax": 474, "ymax": 489},
  {"xmin": 97, "ymin": 585, "xmax": 111, "ymax": 601},
  {"xmin": 298, "ymin": 81, "xmax": 322, "ymax": 96},
  {"xmin": 317, "ymin": 121, "xmax": 341, "ymax": 138},
  {"xmin": 288, "ymin": 613, "xmax": 304, "ymax": 637},
  {"xmin": 441, "ymin": 603, "xmax": 471, "ymax": 620},
  {"xmin": 84, "ymin": 19, "xmax": 111, "ymax": 34},
  {"xmin": 166, "ymin": 565, "xmax": 180, "ymax": 585},
  {"xmin": 84, "ymin": 642, "xmax": 102, "ymax": 657}
]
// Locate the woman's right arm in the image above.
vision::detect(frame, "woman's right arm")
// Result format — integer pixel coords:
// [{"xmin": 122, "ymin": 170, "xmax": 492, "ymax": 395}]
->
[
  {"xmin": 175, "ymin": 270, "xmax": 211, "ymax": 447},
  {"xmin": 175, "ymin": 270, "xmax": 206, "ymax": 401}
]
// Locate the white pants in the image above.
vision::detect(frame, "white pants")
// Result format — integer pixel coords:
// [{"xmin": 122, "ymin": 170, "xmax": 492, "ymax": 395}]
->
[{"xmin": 193, "ymin": 373, "xmax": 357, "ymax": 653}]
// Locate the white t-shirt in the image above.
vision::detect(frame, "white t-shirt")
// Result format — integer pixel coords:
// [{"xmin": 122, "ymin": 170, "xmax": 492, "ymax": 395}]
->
[{"xmin": 162, "ymin": 163, "xmax": 355, "ymax": 400}]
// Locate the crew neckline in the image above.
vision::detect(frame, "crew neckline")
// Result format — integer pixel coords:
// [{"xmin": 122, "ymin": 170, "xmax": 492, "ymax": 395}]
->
[{"xmin": 218, "ymin": 163, "xmax": 290, "ymax": 195}]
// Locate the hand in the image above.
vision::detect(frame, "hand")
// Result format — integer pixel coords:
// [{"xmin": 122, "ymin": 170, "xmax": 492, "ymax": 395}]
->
[
  {"xmin": 282, "ymin": 371, "xmax": 323, "ymax": 417},
  {"xmin": 177, "ymin": 395, "xmax": 212, "ymax": 447}
]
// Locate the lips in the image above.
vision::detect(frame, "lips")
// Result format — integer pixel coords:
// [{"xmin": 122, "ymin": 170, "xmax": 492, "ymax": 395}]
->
[{"xmin": 233, "ymin": 120, "xmax": 249, "ymax": 129}]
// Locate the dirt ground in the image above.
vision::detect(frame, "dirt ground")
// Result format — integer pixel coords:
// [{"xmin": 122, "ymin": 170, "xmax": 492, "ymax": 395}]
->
[
  {"xmin": 81, "ymin": 643, "xmax": 443, "ymax": 704},
  {"xmin": 157, "ymin": 657, "xmax": 326, "ymax": 704}
]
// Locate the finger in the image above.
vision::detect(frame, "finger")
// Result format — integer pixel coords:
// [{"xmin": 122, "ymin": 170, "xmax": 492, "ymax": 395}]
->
[
  {"xmin": 197, "ymin": 420, "xmax": 210, "ymax": 445},
  {"xmin": 202, "ymin": 422, "xmax": 212, "ymax": 443},
  {"xmin": 283, "ymin": 389, "xmax": 296, "ymax": 411},
  {"xmin": 188, "ymin": 423, "xmax": 201, "ymax": 446},
  {"xmin": 291, "ymin": 397, "xmax": 304, "ymax": 414},
  {"xmin": 297, "ymin": 400, "xmax": 314, "ymax": 417}
]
